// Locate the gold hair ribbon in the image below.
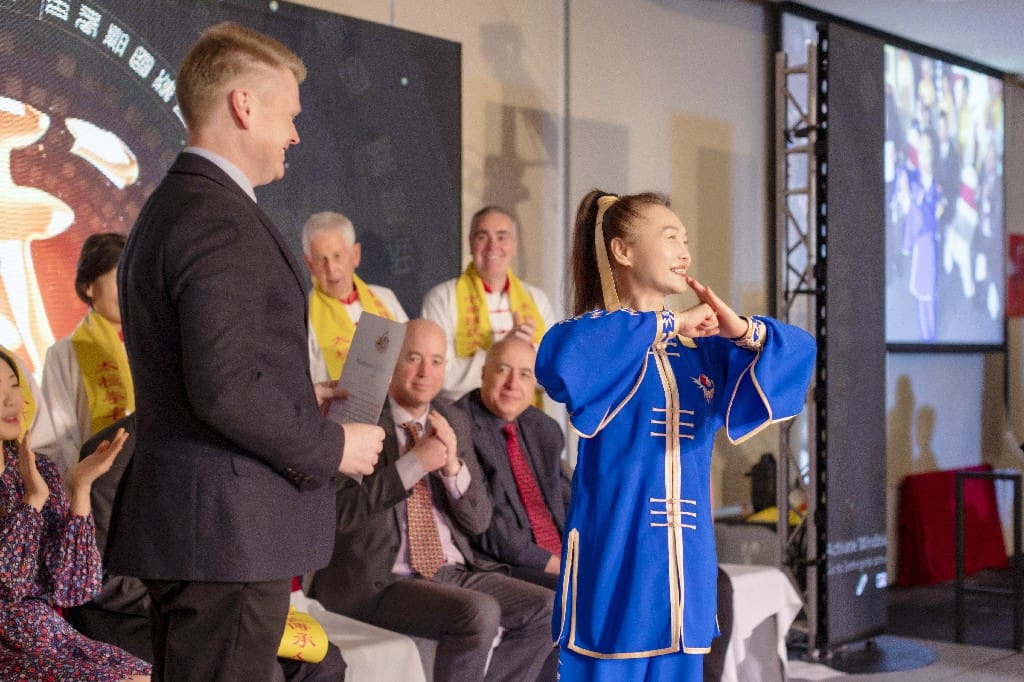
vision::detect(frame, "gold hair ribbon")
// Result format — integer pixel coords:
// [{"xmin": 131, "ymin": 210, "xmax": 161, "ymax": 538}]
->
[{"xmin": 594, "ymin": 195, "xmax": 621, "ymax": 312}]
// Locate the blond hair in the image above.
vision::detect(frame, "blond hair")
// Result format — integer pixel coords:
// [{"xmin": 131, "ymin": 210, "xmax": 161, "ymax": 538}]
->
[{"xmin": 176, "ymin": 21, "xmax": 306, "ymax": 130}]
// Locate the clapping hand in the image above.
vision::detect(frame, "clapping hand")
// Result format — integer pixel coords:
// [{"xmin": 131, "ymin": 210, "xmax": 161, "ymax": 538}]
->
[
  {"xmin": 71, "ymin": 427, "xmax": 130, "ymax": 516},
  {"xmin": 73, "ymin": 427, "xmax": 129, "ymax": 492},
  {"xmin": 426, "ymin": 410, "xmax": 460, "ymax": 476},
  {"xmin": 410, "ymin": 411, "xmax": 460, "ymax": 476},
  {"xmin": 508, "ymin": 312, "xmax": 536, "ymax": 345},
  {"xmin": 17, "ymin": 430, "xmax": 49, "ymax": 512}
]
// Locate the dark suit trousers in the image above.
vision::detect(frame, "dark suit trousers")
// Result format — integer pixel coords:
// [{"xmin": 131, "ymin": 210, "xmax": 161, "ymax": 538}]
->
[
  {"xmin": 144, "ymin": 578, "xmax": 291, "ymax": 682},
  {"xmin": 509, "ymin": 565, "xmax": 561, "ymax": 591},
  {"xmin": 65, "ymin": 602, "xmax": 153, "ymax": 662},
  {"xmin": 366, "ymin": 565, "xmax": 556, "ymax": 682}
]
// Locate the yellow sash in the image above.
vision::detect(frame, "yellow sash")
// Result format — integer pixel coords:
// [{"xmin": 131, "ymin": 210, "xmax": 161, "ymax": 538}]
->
[
  {"xmin": 453, "ymin": 264, "xmax": 544, "ymax": 358},
  {"xmin": 0, "ymin": 346, "xmax": 34, "ymax": 438},
  {"xmin": 309, "ymin": 274, "xmax": 395, "ymax": 379},
  {"xmin": 277, "ymin": 606, "xmax": 329, "ymax": 663},
  {"xmin": 71, "ymin": 310, "xmax": 134, "ymax": 436}
]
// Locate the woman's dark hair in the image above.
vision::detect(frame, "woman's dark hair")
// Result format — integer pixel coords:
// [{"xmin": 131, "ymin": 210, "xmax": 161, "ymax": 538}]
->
[
  {"xmin": 74, "ymin": 232, "xmax": 126, "ymax": 305},
  {"xmin": 0, "ymin": 350, "xmax": 19, "ymax": 384},
  {"xmin": 569, "ymin": 189, "xmax": 671, "ymax": 316},
  {"xmin": 1, "ymin": 350, "xmax": 22, "ymax": 446}
]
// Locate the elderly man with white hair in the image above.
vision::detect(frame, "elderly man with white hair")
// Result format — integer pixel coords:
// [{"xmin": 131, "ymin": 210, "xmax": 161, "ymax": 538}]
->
[{"xmin": 303, "ymin": 210, "xmax": 408, "ymax": 381}]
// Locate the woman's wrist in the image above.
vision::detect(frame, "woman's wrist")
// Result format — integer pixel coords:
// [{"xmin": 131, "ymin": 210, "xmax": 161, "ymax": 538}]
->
[
  {"xmin": 728, "ymin": 316, "xmax": 752, "ymax": 341},
  {"xmin": 24, "ymin": 495, "xmax": 46, "ymax": 512},
  {"xmin": 69, "ymin": 485, "xmax": 92, "ymax": 516},
  {"xmin": 730, "ymin": 316, "xmax": 766, "ymax": 351}
]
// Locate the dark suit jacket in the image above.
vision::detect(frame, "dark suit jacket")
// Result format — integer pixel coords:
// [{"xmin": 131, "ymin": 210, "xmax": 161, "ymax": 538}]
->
[
  {"xmin": 108, "ymin": 152, "xmax": 346, "ymax": 582},
  {"xmin": 308, "ymin": 399, "xmax": 497, "ymax": 621},
  {"xmin": 456, "ymin": 390, "xmax": 570, "ymax": 571}
]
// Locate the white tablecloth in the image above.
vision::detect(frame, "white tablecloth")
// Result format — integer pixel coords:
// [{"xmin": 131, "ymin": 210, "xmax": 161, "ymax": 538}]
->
[
  {"xmin": 720, "ymin": 563, "xmax": 804, "ymax": 682},
  {"xmin": 289, "ymin": 565, "xmax": 801, "ymax": 681},
  {"xmin": 289, "ymin": 591, "xmax": 427, "ymax": 682}
]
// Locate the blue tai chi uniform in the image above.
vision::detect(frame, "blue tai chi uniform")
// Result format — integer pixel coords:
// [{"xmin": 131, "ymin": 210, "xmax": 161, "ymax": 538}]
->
[{"xmin": 535, "ymin": 309, "xmax": 815, "ymax": 680}]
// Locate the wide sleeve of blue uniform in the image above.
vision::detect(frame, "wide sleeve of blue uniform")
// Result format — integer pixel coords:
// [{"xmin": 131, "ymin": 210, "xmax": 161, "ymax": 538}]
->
[
  {"xmin": 536, "ymin": 309, "xmax": 676, "ymax": 437},
  {"xmin": 722, "ymin": 317, "xmax": 816, "ymax": 443}
]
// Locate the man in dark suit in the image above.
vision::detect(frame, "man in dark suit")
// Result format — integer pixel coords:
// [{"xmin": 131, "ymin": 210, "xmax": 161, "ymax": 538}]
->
[
  {"xmin": 455, "ymin": 336, "xmax": 570, "ymax": 590},
  {"xmin": 109, "ymin": 22, "xmax": 383, "ymax": 681},
  {"xmin": 67, "ymin": 414, "xmax": 347, "ymax": 681},
  {"xmin": 309, "ymin": 319, "xmax": 556, "ymax": 682}
]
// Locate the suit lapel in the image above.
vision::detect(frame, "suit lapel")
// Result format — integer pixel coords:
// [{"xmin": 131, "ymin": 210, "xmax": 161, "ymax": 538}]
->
[
  {"xmin": 170, "ymin": 153, "xmax": 308, "ymax": 300},
  {"xmin": 250, "ymin": 204, "xmax": 309, "ymax": 299},
  {"xmin": 470, "ymin": 400, "xmax": 530, "ymax": 528},
  {"xmin": 379, "ymin": 403, "xmax": 400, "ymax": 466},
  {"xmin": 514, "ymin": 412, "xmax": 564, "ymax": 531},
  {"xmin": 467, "ymin": 395, "xmax": 507, "ymax": 473},
  {"xmin": 379, "ymin": 403, "xmax": 405, "ymax": 533},
  {"xmin": 517, "ymin": 414, "xmax": 547, "ymax": 487},
  {"xmin": 481, "ymin": 412, "xmax": 510, "ymax": 474}
]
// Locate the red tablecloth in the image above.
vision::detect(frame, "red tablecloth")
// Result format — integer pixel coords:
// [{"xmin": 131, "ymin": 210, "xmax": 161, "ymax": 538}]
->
[{"xmin": 897, "ymin": 464, "xmax": 1008, "ymax": 586}]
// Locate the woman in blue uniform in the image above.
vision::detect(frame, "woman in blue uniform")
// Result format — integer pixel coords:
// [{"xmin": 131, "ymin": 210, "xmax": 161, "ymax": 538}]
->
[{"xmin": 536, "ymin": 190, "xmax": 816, "ymax": 681}]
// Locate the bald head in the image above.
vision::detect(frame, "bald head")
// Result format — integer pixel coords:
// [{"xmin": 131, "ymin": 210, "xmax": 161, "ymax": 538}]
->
[
  {"xmin": 480, "ymin": 336, "xmax": 537, "ymax": 422},
  {"xmin": 389, "ymin": 319, "xmax": 447, "ymax": 412}
]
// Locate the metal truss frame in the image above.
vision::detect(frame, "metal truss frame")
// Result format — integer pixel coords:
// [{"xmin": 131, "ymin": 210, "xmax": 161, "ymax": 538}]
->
[{"xmin": 773, "ymin": 29, "xmax": 829, "ymax": 658}]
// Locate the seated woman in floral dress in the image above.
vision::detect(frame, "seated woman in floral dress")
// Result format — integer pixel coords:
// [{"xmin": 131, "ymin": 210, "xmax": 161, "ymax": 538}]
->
[{"xmin": 0, "ymin": 349, "xmax": 150, "ymax": 681}]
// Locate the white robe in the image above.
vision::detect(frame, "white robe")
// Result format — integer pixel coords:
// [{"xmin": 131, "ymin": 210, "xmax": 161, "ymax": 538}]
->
[
  {"xmin": 34, "ymin": 337, "xmax": 90, "ymax": 479},
  {"xmin": 420, "ymin": 277, "xmax": 556, "ymax": 402}
]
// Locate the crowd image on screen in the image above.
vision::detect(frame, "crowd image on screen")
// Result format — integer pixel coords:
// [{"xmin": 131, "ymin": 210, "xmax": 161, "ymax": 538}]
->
[{"xmin": 884, "ymin": 46, "xmax": 1004, "ymax": 344}]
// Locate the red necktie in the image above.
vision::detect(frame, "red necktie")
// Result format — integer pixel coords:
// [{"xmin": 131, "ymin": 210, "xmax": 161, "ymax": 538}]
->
[
  {"xmin": 402, "ymin": 421, "xmax": 445, "ymax": 578},
  {"xmin": 502, "ymin": 422, "xmax": 562, "ymax": 556}
]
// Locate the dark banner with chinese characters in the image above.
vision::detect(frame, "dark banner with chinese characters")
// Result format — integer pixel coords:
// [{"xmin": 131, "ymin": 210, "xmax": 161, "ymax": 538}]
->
[{"xmin": 0, "ymin": 0, "xmax": 462, "ymax": 376}]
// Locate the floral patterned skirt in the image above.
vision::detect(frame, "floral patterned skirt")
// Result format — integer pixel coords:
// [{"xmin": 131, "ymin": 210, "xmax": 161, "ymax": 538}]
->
[{"xmin": 0, "ymin": 598, "xmax": 151, "ymax": 681}]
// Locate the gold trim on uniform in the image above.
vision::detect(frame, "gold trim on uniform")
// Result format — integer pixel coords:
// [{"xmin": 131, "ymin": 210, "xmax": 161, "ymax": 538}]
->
[
  {"xmin": 654, "ymin": 343, "xmax": 686, "ymax": 652},
  {"xmin": 574, "ymin": 359, "xmax": 649, "ymax": 439},
  {"xmin": 558, "ymin": 529, "xmax": 578, "ymax": 644},
  {"xmin": 724, "ymin": 330, "xmax": 802, "ymax": 445}
]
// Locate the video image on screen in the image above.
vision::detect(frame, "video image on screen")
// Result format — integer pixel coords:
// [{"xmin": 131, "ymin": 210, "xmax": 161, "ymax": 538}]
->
[{"xmin": 885, "ymin": 45, "xmax": 1004, "ymax": 346}]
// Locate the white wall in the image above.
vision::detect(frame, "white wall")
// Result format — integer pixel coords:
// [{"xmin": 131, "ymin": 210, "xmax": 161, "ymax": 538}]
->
[{"xmin": 566, "ymin": 0, "xmax": 773, "ymax": 506}]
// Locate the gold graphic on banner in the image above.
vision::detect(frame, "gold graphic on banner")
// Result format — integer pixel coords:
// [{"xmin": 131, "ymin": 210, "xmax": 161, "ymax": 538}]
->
[{"xmin": 0, "ymin": 96, "xmax": 74, "ymax": 373}]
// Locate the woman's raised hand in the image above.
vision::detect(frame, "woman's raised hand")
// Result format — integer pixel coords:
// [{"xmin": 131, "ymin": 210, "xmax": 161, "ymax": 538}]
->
[
  {"xmin": 675, "ymin": 302, "xmax": 719, "ymax": 338},
  {"xmin": 73, "ymin": 427, "xmax": 129, "ymax": 491},
  {"xmin": 684, "ymin": 276, "xmax": 748, "ymax": 339},
  {"xmin": 17, "ymin": 431, "xmax": 49, "ymax": 512}
]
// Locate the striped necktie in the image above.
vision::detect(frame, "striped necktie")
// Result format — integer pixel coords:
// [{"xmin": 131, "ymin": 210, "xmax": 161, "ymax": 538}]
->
[{"xmin": 402, "ymin": 421, "xmax": 445, "ymax": 578}]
